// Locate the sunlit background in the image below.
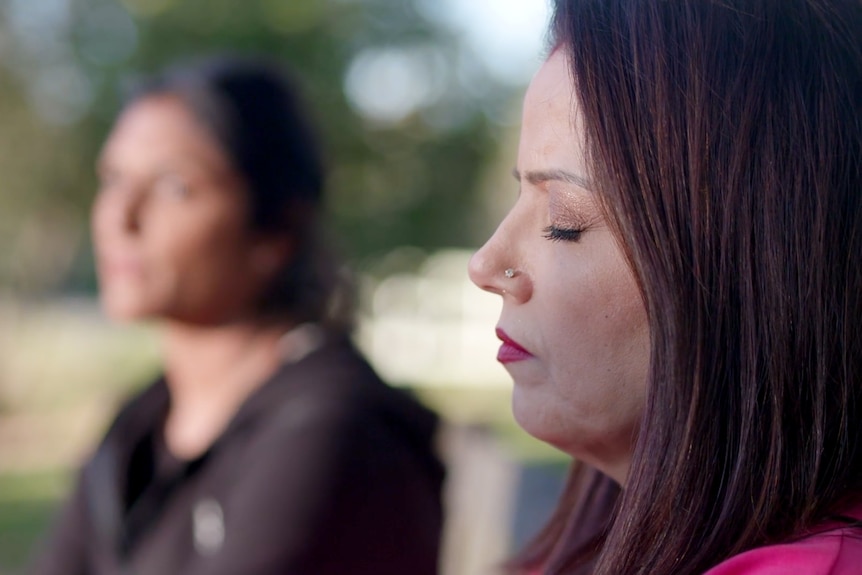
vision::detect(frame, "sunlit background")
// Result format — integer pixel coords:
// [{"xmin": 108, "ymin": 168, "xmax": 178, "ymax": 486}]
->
[{"xmin": 0, "ymin": 1, "xmax": 566, "ymax": 573}]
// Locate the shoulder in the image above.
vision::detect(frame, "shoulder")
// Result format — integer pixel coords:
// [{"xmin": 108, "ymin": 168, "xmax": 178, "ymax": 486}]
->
[
  {"xmin": 262, "ymin": 337, "xmax": 438, "ymax": 436},
  {"xmin": 233, "ymin": 338, "xmax": 440, "ymax": 464},
  {"xmin": 704, "ymin": 528, "xmax": 862, "ymax": 575},
  {"xmin": 210, "ymin": 339, "xmax": 443, "ymax": 519}
]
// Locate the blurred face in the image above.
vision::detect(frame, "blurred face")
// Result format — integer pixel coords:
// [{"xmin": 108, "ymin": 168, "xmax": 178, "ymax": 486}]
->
[
  {"xmin": 93, "ymin": 95, "xmax": 285, "ymax": 324},
  {"xmin": 468, "ymin": 50, "xmax": 649, "ymax": 483}
]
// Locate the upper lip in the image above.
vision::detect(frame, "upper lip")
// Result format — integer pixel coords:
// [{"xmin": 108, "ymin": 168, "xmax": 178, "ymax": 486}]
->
[{"xmin": 496, "ymin": 327, "xmax": 531, "ymax": 355}]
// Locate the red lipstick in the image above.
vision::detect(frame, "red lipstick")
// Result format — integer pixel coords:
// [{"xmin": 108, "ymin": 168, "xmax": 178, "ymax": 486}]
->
[{"xmin": 496, "ymin": 328, "xmax": 534, "ymax": 364}]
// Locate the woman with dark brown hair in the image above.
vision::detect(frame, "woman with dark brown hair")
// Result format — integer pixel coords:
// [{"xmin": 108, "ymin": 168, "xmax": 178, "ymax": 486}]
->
[
  {"xmin": 30, "ymin": 55, "xmax": 444, "ymax": 575},
  {"xmin": 469, "ymin": 0, "xmax": 862, "ymax": 573}
]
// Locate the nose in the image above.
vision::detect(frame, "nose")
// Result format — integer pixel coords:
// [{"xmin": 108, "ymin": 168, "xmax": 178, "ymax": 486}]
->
[
  {"xmin": 119, "ymin": 191, "xmax": 144, "ymax": 233},
  {"xmin": 468, "ymin": 221, "xmax": 532, "ymax": 303},
  {"xmin": 92, "ymin": 183, "xmax": 145, "ymax": 238},
  {"xmin": 468, "ymin": 242, "xmax": 501, "ymax": 295}
]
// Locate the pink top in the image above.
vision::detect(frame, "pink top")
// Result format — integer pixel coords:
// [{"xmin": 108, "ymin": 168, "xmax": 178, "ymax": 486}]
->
[
  {"xmin": 704, "ymin": 500, "xmax": 862, "ymax": 575},
  {"xmin": 529, "ymin": 500, "xmax": 862, "ymax": 575}
]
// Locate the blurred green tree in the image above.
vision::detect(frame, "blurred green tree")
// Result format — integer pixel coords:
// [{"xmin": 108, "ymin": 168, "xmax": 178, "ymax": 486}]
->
[{"xmin": 0, "ymin": 0, "xmax": 519, "ymax": 294}]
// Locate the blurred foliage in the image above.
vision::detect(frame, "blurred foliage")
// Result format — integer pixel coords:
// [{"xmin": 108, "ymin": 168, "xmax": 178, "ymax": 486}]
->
[{"xmin": 0, "ymin": 0, "xmax": 519, "ymax": 295}]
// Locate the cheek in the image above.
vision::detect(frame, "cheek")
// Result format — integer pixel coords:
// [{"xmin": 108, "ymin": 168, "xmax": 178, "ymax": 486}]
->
[
  {"xmin": 545, "ymin": 261, "xmax": 649, "ymax": 410},
  {"xmin": 530, "ymin": 279, "xmax": 648, "ymax": 463},
  {"xmin": 148, "ymin": 211, "xmax": 247, "ymax": 271},
  {"xmin": 146, "ymin": 219, "xmax": 258, "ymax": 321}
]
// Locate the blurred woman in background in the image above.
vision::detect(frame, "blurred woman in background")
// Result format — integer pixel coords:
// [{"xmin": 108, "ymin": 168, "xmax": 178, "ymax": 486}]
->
[
  {"xmin": 31, "ymin": 55, "xmax": 444, "ymax": 575},
  {"xmin": 470, "ymin": 0, "xmax": 862, "ymax": 573}
]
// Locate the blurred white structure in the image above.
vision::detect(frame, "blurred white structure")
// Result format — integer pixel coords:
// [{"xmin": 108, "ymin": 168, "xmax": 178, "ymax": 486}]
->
[{"xmin": 357, "ymin": 249, "xmax": 509, "ymax": 388}]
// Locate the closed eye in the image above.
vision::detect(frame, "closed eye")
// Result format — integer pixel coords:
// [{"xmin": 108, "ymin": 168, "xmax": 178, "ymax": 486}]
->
[{"xmin": 543, "ymin": 226, "xmax": 582, "ymax": 242}]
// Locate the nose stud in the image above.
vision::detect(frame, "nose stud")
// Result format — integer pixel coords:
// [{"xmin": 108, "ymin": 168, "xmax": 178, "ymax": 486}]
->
[{"xmin": 504, "ymin": 268, "xmax": 516, "ymax": 279}]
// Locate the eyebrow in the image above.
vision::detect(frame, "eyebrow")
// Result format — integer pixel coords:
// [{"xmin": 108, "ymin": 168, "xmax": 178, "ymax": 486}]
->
[{"xmin": 512, "ymin": 168, "xmax": 592, "ymax": 190}]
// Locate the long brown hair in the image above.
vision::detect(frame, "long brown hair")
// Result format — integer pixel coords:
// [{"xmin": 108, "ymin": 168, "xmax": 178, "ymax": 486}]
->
[{"xmin": 519, "ymin": 1, "xmax": 862, "ymax": 573}]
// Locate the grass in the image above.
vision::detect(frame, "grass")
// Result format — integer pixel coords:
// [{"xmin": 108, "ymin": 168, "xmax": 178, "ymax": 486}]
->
[
  {"xmin": 0, "ymin": 470, "xmax": 71, "ymax": 573},
  {"xmin": 0, "ymin": 300, "xmax": 157, "ymax": 571}
]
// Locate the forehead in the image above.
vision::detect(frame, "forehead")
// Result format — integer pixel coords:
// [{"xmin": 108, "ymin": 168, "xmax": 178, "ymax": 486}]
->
[
  {"xmin": 524, "ymin": 49, "xmax": 574, "ymax": 113},
  {"xmin": 106, "ymin": 95, "xmax": 204, "ymax": 148},
  {"xmin": 519, "ymin": 50, "xmax": 587, "ymax": 173},
  {"xmin": 101, "ymin": 94, "xmax": 230, "ymax": 172}
]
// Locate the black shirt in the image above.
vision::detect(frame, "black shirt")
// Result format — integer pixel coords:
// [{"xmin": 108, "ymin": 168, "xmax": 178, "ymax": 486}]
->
[{"xmin": 30, "ymin": 337, "xmax": 445, "ymax": 575}]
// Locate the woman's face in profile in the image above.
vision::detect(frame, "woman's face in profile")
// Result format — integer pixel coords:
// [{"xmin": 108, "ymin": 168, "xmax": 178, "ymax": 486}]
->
[
  {"xmin": 469, "ymin": 50, "xmax": 650, "ymax": 483},
  {"xmin": 93, "ymin": 95, "xmax": 281, "ymax": 324}
]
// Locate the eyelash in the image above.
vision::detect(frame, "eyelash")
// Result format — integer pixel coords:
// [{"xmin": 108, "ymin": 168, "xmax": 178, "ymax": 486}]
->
[{"xmin": 543, "ymin": 225, "xmax": 583, "ymax": 242}]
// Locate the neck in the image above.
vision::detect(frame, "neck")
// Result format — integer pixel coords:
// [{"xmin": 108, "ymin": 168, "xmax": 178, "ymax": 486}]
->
[{"xmin": 160, "ymin": 318, "xmax": 291, "ymax": 460}]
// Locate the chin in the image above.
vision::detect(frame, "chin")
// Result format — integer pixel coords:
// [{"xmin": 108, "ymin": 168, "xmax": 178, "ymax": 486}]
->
[
  {"xmin": 511, "ymin": 386, "xmax": 603, "ymax": 459},
  {"xmin": 511, "ymin": 386, "xmax": 565, "ymax": 447}
]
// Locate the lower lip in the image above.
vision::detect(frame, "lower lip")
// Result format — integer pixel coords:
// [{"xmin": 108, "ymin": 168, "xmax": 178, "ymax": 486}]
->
[{"xmin": 497, "ymin": 342, "xmax": 533, "ymax": 364}]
